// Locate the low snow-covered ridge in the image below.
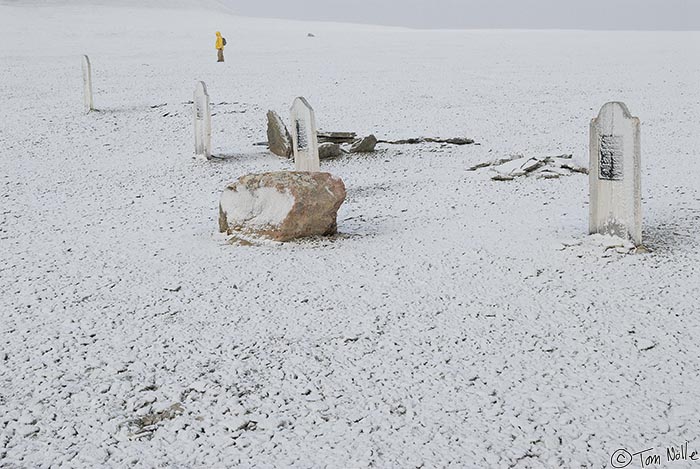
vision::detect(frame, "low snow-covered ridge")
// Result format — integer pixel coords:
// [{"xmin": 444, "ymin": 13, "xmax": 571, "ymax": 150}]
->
[{"xmin": 1, "ymin": 2, "xmax": 700, "ymax": 468}]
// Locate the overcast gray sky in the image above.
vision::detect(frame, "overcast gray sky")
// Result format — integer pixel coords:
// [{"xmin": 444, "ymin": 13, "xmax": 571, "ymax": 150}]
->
[{"xmin": 222, "ymin": 0, "xmax": 699, "ymax": 30}]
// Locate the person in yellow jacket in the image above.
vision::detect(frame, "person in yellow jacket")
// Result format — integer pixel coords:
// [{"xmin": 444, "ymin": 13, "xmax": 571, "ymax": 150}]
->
[{"xmin": 215, "ymin": 31, "xmax": 226, "ymax": 62}]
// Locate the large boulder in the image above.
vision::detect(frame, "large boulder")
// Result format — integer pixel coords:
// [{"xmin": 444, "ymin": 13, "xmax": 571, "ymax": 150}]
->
[
  {"xmin": 266, "ymin": 111, "xmax": 292, "ymax": 158},
  {"xmin": 219, "ymin": 172, "xmax": 346, "ymax": 242}
]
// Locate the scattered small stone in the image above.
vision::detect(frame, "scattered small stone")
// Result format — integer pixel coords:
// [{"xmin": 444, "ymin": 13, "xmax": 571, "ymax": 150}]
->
[
  {"xmin": 467, "ymin": 155, "xmax": 520, "ymax": 171},
  {"xmin": 467, "ymin": 153, "xmax": 586, "ymax": 181},
  {"xmin": 637, "ymin": 339, "xmax": 657, "ymax": 352},
  {"xmin": 537, "ymin": 171, "xmax": 562, "ymax": 180},
  {"xmin": 492, "ymin": 174, "xmax": 515, "ymax": 182},
  {"xmin": 227, "ymin": 235, "xmax": 256, "ymax": 247},
  {"xmin": 128, "ymin": 403, "xmax": 185, "ymax": 438},
  {"xmin": 466, "ymin": 161, "xmax": 493, "ymax": 171},
  {"xmin": 349, "ymin": 135, "xmax": 378, "ymax": 153},
  {"xmin": 378, "ymin": 137, "xmax": 475, "ymax": 145},
  {"xmin": 560, "ymin": 234, "xmax": 638, "ymax": 257},
  {"xmin": 390, "ymin": 404, "xmax": 407, "ymax": 415},
  {"xmin": 425, "ymin": 137, "xmax": 474, "ymax": 145},
  {"xmin": 381, "ymin": 137, "xmax": 422, "ymax": 144},
  {"xmin": 319, "ymin": 142, "xmax": 342, "ymax": 159},
  {"xmin": 561, "ymin": 163, "xmax": 589, "ymax": 174},
  {"xmin": 20, "ymin": 425, "xmax": 40, "ymax": 438},
  {"xmin": 237, "ymin": 420, "xmax": 258, "ymax": 431},
  {"xmin": 520, "ymin": 158, "xmax": 546, "ymax": 173}
]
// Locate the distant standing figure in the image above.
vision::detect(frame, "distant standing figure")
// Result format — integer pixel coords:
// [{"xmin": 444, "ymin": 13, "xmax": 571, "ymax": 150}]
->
[{"xmin": 215, "ymin": 31, "xmax": 226, "ymax": 62}]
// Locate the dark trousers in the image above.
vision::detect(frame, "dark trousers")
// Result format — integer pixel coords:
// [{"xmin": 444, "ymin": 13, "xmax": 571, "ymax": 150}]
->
[{"xmin": 217, "ymin": 49, "xmax": 224, "ymax": 62}]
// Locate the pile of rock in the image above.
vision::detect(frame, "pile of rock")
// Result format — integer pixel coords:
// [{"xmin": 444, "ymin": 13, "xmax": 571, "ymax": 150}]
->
[
  {"xmin": 266, "ymin": 111, "xmax": 377, "ymax": 159},
  {"xmin": 467, "ymin": 154, "xmax": 588, "ymax": 181}
]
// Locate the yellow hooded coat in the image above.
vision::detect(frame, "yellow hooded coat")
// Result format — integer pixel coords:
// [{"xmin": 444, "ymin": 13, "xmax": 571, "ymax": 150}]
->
[{"xmin": 215, "ymin": 32, "xmax": 224, "ymax": 50}]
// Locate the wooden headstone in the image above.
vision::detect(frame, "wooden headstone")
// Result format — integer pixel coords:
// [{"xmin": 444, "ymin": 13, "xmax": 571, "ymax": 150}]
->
[
  {"xmin": 82, "ymin": 55, "xmax": 94, "ymax": 114},
  {"xmin": 193, "ymin": 81, "xmax": 212, "ymax": 160},
  {"xmin": 589, "ymin": 102, "xmax": 642, "ymax": 245},
  {"xmin": 290, "ymin": 97, "xmax": 320, "ymax": 172}
]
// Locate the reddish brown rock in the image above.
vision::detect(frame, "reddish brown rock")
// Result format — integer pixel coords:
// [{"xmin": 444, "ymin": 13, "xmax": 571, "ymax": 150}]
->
[{"xmin": 219, "ymin": 171, "xmax": 346, "ymax": 242}]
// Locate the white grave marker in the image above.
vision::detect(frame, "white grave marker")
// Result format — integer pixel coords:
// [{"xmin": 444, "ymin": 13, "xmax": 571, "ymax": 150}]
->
[
  {"xmin": 82, "ymin": 55, "xmax": 94, "ymax": 114},
  {"xmin": 589, "ymin": 102, "xmax": 642, "ymax": 245},
  {"xmin": 290, "ymin": 97, "xmax": 320, "ymax": 172},
  {"xmin": 193, "ymin": 81, "xmax": 212, "ymax": 160}
]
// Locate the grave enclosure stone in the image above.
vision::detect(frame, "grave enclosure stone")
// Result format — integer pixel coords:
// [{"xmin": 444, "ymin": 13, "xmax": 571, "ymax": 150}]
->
[
  {"xmin": 290, "ymin": 97, "xmax": 320, "ymax": 172},
  {"xmin": 82, "ymin": 55, "xmax": 94, "ymax": 114},
  {"xmin": 589, "ymin": 102, "xmax": 642, "ymax": 245},
  {"xmin": 193, "ymin": 81, "xmax": 212, "ymax": 160}
]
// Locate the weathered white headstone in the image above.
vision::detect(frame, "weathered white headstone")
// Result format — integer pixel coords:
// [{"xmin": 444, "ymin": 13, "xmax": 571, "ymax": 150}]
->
[
  {"xmin": 82, "ymin": 55, "xmax": 94, "ymax": 114},
  {"xmin": 589, "ymin": 102, "xmax": 642, "ymax": 245},
  {"xmin": 193, "ymin": 81, "xmax": 212, "ymax": 160},
  {"xmin": 290, "ymin": 97, "xmax": 320, "ymax": 172}
]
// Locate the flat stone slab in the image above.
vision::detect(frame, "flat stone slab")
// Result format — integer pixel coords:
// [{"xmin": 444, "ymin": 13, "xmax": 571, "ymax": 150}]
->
[
  {"xmin": 318, "ymin": 131, "xmax": 357, "ymax": 143},
  {"xmin": 466, "ymin": 154, "xmax": 587, "ymax": 180},
  {"xmin": 266, "ymin": 110, "xmax": 292, "ymax": 158}
]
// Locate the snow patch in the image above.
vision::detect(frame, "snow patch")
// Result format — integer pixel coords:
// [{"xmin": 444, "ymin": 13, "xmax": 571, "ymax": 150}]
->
[
  {"xmin": 558, "ymin": 233, "xmax": 642, "ymax": 257},
  {"xmin": 220, "ymin": 186, "xmax": 295, "ymax": 229}
]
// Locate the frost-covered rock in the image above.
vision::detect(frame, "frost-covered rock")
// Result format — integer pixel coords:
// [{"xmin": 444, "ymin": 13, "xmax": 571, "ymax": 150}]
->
[
  {"xmin": 350, "ymin": 134, "xmax": 378, "ymax": 153},
  {"xmin": 318, "ymin": 131, "xmax": 357, "ymax": 144},
  {"xmin": 218, "ymin": 172, "xmax": 346, "ymax": 242},
  {"xmin": 318, "ymin": 142, "xmax": 342, "ymax": 160},
  {"xmin": 467, "ymin": 153, "xmax": 588, "ymax": 181},
  {"xmin": 266, "ymin": 110, "xmax": 292, "ymax": 158}
]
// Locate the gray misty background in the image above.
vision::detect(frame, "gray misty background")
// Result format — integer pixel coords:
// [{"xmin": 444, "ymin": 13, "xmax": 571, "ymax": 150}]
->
[{"xmin": 221, "ymin": 0, "xmax": 699, "ymax": 30}]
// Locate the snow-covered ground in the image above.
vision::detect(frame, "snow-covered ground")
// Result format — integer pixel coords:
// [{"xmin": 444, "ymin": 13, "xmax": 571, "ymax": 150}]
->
[{"xmin": 1, "ymin": 2, "xmax": 700, "ymax": 468}]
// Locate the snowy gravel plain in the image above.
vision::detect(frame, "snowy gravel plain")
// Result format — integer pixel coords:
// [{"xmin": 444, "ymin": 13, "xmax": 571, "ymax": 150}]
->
[{"xmin": 1, "ymin": 2, "xmax": 700, "ymax": 468}]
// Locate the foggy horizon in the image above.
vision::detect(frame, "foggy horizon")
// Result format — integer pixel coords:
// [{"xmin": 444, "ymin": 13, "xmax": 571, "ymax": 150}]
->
[{"xmin": 221, "ymin": 0, "xmax": 700, "ymax": 31}]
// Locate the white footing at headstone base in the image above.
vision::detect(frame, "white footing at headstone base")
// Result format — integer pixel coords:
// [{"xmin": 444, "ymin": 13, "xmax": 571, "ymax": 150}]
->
[
  {"xmin": 290, "ymin": 97, "xmax": 320, "ymax": 172},
  {"xmin": 82, "ymin": 55, "xmax": 94, "ymax": 114},
  {"xmin": 589, "ymin": 102, "xmax": 642, "ymax": 246},
  {"xmin": 193, "ymin": 81, "xmax": 212, "ymax": 160}
]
